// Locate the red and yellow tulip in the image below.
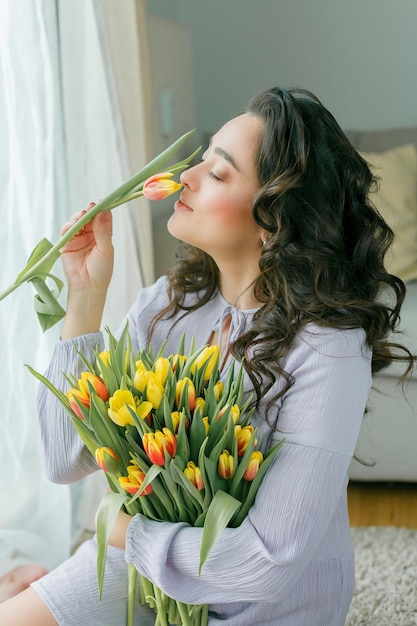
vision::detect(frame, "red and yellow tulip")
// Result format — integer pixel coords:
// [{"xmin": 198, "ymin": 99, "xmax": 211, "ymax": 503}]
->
[
  {"xmin": 119, "ymin": 460, "xmax": 153, "ymax": 496},
  {"xmin": 235, "ymin": 425, "xmax": 255, "ymax": 457},
  {"xmin": 67, "ymin": 372, "xmax": 109, "ymax": 418},
  {"xmin": 143, "ymin": 428, "xmax": 177, "ymax": 466},
  {"xmin": 243, "ymin": 451, "xmax": 263, "ymax": 481},
  {"xmin": 94, "ymin": 447, "xmax": 119, "ymax": 474}
]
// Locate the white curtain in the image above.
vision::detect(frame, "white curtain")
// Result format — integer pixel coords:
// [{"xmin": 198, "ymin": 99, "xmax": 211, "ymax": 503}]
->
[{"xmin": 0, "ymin": 0, "xmax": 153, "ymax": 576}]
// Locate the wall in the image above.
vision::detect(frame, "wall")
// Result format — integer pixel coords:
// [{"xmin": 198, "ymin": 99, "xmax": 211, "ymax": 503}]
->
[{"xmin": 148, "ymin": 0, "xmax": 417, "ymax": 144}]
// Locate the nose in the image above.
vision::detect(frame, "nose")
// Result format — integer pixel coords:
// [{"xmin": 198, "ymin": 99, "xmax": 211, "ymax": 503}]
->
[{"xmin": 180, "ymin": 161, "xmax": 199, "ymax": 190}]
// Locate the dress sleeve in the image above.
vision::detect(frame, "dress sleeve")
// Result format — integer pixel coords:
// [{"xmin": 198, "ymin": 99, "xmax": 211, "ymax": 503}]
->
[
  {"xmin": 125, "ymin": 327, "xmax": 372, "ymax": 605},
  {"xmin": 37, "ymin": 332, "xmax": 104, "ymax": 483}
]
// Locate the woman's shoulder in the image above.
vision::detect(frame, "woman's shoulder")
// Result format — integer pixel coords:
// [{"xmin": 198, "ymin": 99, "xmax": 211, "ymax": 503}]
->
[{"xmin": 295, "ymin": 322, "xmax": 370, "ymax": 359}]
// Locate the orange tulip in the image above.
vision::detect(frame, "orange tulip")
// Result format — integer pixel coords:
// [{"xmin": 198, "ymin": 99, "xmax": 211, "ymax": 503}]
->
[
  {"xmin": 66, "ymin": 372, "xmax": 109, "ymax": 418},
  {"xmin": 78, "ymin": 372, "xmax": 109, "ymax": 402},
  {"xmin": 143, "ymin": 428, "xmax": 177, "ymax": 466},
  {"xmin": 243, "ymin": 451, "xmax": 263, "ymax": 481},
  {"xmin": 143, "ymin": 172, "xmax": 182, "ymax": 201},
  {"xmin": 67, "ymin": 388, "xmax": 89, "ymax": 419}
]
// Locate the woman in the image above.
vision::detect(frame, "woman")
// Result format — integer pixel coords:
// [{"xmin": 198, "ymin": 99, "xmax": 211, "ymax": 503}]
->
[{"xmin": 0, "ymin": 87, "xmax": 413, "ymax": 625}]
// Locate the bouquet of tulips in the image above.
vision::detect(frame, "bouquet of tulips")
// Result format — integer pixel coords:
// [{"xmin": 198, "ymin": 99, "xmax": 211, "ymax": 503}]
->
[{"xmin": 29, "ymin": 325, "xmax": 284, "ymax": 626}]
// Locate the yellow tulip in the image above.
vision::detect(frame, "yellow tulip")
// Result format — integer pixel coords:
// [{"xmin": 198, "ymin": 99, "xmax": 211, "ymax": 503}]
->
[
  {"xmin": 218, "ymin": 450, "xmax": 234, "ymax": 479},
  {"xmin": 195, "ymin": 397, "xmax": 205, "ymax": 411},
  {"xmin": 154, "ymin": 357, "xmax": 171, "ymax": 385},
  {"xmin": 213, "ymin": 381, "xmax": 224, "ymax": 401},
  {"xmin": 175, "ymin": 377, "xmax": 196, "ymax": 411},
  {"xmin": 108, "ymin": 389, "xmax": 152, "ymax": 427},
  {"xmin": 145, "ymin": 376, "xmax": 165, "ymax": 409},
  {"xmin": 184, "ymin": 461, "xmax": 204, "ymax": 491},
  {"xmin": 191, "ymin": 345, "xmax": 220, "ymax": 380}
]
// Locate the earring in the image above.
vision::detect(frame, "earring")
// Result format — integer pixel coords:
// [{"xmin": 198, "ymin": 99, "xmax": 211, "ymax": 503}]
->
[{"xmin": 262, "ymin": 239, "xmax": 267, "ymax": 247}]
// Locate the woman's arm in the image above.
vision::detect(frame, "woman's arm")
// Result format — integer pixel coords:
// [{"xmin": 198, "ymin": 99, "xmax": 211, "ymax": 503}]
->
[
  {"xmin": 37, "ymin": 206, "xmax": 114, "ymax": 482},
  {"xmin": 124, "ymin": 327, "xmax": 372, "ymax": 604}
]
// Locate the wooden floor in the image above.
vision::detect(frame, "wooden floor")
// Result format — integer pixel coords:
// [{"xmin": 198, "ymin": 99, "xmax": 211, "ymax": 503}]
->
[{"xmin": 348, "ymin": 481, "xmax": 417, "ymax": 528}]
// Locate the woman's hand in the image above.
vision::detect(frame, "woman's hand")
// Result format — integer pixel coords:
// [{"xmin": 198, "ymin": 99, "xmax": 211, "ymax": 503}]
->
[
  {"xmin": 60, "ymin": 204, "xmax": 114, "ymax": 339},
  {"xmin": 105, "ymin": 509, "xmax": 132, "ymax": 551}
]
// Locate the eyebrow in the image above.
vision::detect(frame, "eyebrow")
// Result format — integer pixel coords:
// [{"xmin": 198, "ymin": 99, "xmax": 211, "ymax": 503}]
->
[{"xmin": 213, "ymin": 146, "xmax": 241, "ymax": 172}]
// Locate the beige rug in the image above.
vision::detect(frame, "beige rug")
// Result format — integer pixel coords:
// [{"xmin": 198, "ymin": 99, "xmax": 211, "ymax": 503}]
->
[{"xmin": 346, "ymin": 526, "xmax": 417, "ymax": 626}]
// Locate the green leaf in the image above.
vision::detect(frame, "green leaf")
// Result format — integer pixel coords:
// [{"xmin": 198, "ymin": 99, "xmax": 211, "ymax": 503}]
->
[
  {"xmin": 199, "ymin": 490, "xmax": 241, "ymax": 574},
  {"xmin": 30, "ymin": 276, "xmax": 66, "ymax": 331},
  {"xmin": 175, "ymin": 412, "xmax": 190, "ymax": 466},
  {"xmin": 189, "ymin": 409, "xmax": 207, "ymax": 464},
  {"xmin": 15, "ymin": 238, "xmax": 59, "ymax": 281},
  {"xmin": 96, "ymin": 492, "xmax": 128, "ymax": 598}
]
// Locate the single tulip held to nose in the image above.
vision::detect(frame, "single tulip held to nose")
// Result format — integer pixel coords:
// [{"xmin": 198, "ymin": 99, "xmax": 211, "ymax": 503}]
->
[{"xmin": 143, "ymin": 172, "xmax": 182, "ymax": 201}]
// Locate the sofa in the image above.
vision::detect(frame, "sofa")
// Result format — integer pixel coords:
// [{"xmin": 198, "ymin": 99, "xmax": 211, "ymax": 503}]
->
[{"xmin": 347, "ymin": 127, "xmax": 417, "ymax": 482}]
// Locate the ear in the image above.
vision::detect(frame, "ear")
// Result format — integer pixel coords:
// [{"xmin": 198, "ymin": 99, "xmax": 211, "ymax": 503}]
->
[{"xmin": 260, "ymin": 229, "xmax": 270, "ymax": 246}]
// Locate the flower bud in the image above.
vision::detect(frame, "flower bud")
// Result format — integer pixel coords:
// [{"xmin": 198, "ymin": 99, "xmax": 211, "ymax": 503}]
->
[
  {"xmin": 191, "ymin": 345, "xmax": 220, "ymax": 380},
  {"xmin": 243, "ymin": 451, "xmax": 263, "ymax": 481},
  {"xmin": 213, "ymin": 381, "xmax": 224, "ymax": 401},
  {"xmin": 78, "ymin": 372, "xmax": 109, "ymax": 403},
  {"xmin": 175, "ymin": 377, "xmax": 196, "ymax": 411},
  {"xmin": 143, "ymin": 172, "xmax": 182, "ymax": 201},
  {"xmin": 184, "ymin": 461, "xmax": 204, "ymax": 491},
  {"xmin": 94, "ymin": 447, "xmax": 119, "ymax": 474},
  {"xmin": 218, "ymin": 450, "xmax": 234, "ymax": 479},
  {"xmin": 145, "ymin": 375, "xmax": 165, "ymax": 410},
  {"xmin": 235, "ymin": 425, "xmax": 255, "ymax": 457}
]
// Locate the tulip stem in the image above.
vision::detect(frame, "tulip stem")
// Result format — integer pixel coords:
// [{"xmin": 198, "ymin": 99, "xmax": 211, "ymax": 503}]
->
[
  {"xmin": 0, "ymin": 130, "xmax": 200, "ymax": 308},
  {"xmin": 126, "ymin": 564, "xmax": 138, "ymax": 626}
]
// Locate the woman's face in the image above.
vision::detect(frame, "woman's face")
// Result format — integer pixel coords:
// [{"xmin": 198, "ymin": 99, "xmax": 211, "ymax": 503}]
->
[{"xmin": 167, "ymin": 113, "xmax": 264, "ymax": 264}]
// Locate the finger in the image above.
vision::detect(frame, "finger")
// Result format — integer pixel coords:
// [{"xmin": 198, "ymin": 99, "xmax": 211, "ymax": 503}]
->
[
  {"xmin": 91, "ymin": 211, "xmax": 113, "ymax": 248},
  {"xmin": 60, "ymin": 203, "xmax": 95, "ymax": 237}
]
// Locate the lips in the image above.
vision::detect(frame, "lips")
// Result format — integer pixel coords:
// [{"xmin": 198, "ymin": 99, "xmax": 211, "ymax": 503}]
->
[{"xmin": 175, "ymin": 195, "xmax": 193, "ymax": 212}]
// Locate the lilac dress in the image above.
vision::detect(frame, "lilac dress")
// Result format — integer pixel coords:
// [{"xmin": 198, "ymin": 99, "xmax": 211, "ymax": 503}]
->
[{"xmin": 32, "ymin": 276, "xmax": 372, "ymax": 625}]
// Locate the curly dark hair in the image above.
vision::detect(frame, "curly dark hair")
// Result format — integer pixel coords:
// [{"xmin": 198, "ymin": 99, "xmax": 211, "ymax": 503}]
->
[{"xmin": 151, "ymin": 86, "xmax": 414, "ymax": 411}]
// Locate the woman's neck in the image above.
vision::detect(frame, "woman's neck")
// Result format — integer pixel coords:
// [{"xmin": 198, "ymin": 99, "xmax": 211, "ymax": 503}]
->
[{"xmin": 218, "ymin": 271, "xmax": 262, "ymax": 310}]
